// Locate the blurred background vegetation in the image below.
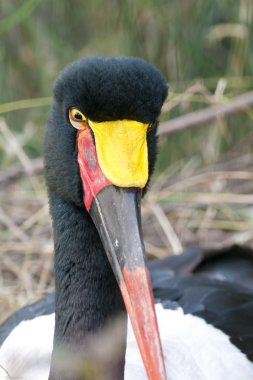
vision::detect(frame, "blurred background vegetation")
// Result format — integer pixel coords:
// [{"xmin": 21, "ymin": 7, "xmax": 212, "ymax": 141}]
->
[
  {"xmin": 0, "ymin": 0, "xmax": 253, "ymax": 319},
  {"xmin": 1, "ymin": 0, "xmax": 253, "ymax": 169}
]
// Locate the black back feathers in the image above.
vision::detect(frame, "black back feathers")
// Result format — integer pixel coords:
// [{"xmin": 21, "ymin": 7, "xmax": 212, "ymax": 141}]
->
[{"xmin": 150, "ymin": 245, "xmax": 253, "ymax": 361}]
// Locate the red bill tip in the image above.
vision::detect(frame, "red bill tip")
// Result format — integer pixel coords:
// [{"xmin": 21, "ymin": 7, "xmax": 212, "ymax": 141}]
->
[{"xmin": 120, "ymin": 267, "xmax": 167, "ymax": 380}]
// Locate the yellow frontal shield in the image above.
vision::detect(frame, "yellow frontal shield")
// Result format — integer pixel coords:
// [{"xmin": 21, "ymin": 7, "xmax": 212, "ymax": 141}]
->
[{"xmin": 88, "ymin": 119, "xmax": 149, "ymax": 188}]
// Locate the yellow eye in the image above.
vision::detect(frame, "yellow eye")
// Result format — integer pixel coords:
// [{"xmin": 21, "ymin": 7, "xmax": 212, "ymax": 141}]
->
[{"xmin": 69, "ymin": 108, "xmax": 87, "ymax": 129}]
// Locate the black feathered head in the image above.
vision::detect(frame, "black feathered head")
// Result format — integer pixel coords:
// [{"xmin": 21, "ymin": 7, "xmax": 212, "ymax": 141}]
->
[{"xmin": 45, "ymin": 56, "xmax": 168, "ymax": 206}]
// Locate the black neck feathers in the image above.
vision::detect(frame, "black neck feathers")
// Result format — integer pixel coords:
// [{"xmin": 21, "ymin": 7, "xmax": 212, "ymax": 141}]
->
[{"xmin": 48, "ymin": 193, "xmax": 126, "ymax": 380}]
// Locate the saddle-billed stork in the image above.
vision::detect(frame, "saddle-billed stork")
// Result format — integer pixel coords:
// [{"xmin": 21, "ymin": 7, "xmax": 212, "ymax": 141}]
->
[{"xmin": 0, "ymin": 57, "xmax": 253, "ymax": 380}]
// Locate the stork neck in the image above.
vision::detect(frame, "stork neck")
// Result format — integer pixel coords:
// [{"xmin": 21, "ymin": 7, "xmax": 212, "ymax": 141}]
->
[{"xmin": 48, "ymin": 193, "xmax": 126, "ymax": 380}]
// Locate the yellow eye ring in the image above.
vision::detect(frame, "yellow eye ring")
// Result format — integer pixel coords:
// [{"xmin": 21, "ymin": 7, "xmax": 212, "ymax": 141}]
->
[
  {"xmin": 69, "ymin": 108, "xmax": 87, "ymax": 130},
  {"xmin": 69, "ymin": 108, "xmax": 86, "ymax": 121}
]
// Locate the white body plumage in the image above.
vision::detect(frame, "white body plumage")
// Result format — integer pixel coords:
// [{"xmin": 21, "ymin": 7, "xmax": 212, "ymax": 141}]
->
[{"xmin": 1, "ymin": 304, "xmax": 252, "ymax": 380}]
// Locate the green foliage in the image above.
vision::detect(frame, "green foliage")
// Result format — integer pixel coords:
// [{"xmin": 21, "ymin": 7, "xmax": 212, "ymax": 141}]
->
[
  {"xmin": 0, "ymin": 0, "xmax": 41, "ymax": 36},
  {"xmin": 0, "ymin": 0, "xmax": 252, "ymax": 169}
]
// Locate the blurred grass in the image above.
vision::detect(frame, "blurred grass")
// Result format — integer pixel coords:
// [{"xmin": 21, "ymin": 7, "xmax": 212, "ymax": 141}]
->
[
  {"xmin": 0, "ymin": 0, "xmax": 41, "ymax": 36},
  {"xmin": 0, "ymin": 0, "xmax": 253, "ymax": 169}
]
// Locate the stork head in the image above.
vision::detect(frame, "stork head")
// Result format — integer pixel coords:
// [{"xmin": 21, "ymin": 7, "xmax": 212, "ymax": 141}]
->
[{"xmin": 45, "ymin": 56, "xmax": 168, "ymax": 380}]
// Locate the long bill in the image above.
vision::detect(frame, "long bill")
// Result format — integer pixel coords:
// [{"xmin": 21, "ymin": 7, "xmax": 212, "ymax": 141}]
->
[
  {"xmin": 89, "ymin": 186, "xmax": 167, "ymax": 380},
  {"xmin": 77, "ymin": 126, "xmax": 167, "ymax": 380}
]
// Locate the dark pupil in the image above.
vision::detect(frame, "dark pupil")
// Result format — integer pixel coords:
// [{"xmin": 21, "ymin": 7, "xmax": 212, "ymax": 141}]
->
[{"xmin": 74, "ymin": 112, "xmax": 83, "ymax": 120}]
